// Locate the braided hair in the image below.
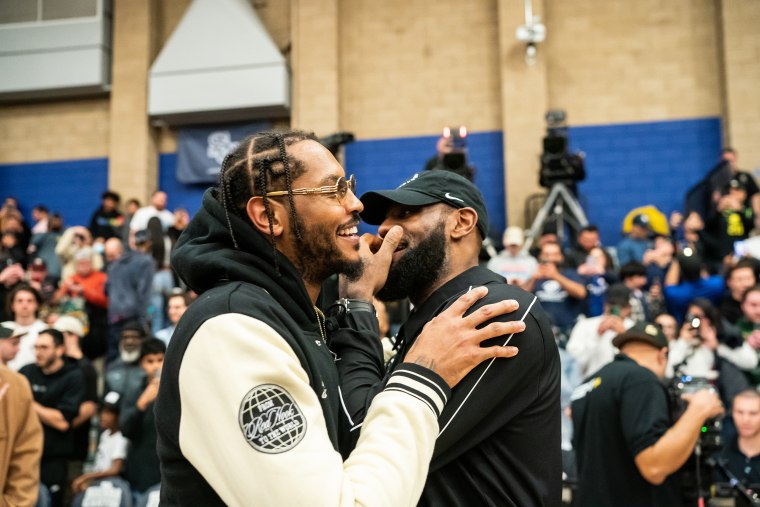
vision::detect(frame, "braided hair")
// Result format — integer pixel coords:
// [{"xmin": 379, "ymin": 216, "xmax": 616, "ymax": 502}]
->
[{"xmin": 217, "ymin": 129, "xmax": 319, "ymax": 274}]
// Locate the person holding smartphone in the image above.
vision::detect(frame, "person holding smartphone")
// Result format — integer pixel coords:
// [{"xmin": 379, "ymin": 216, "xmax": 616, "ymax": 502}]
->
[{"xmin": 567, "ymin": 284, "xmax": 635, "ymax": 378}]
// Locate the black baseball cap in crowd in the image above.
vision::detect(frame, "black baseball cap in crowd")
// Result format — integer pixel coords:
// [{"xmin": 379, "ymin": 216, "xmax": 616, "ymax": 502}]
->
[
  {"xmin": 612, "ymin": 321, "xmax": 668, "ymax": 350},
  {"xmin": 359, "ymin": 171, "xmax": 489, "ymax": 238}
]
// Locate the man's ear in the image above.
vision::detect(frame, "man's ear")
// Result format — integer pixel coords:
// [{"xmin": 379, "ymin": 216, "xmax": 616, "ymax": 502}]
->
[
  {"xmin": 450, "ymin": 207, "xmax": 478, "ymax": 239},
  {"xmin": 246, "ymin": 196, "xmax": 285, "ymax": 237}
]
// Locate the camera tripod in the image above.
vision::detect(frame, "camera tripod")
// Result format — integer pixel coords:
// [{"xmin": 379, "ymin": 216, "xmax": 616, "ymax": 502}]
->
[{"xmin": 522, "ymin": 182, "xmax": 588, "ymax": 254}]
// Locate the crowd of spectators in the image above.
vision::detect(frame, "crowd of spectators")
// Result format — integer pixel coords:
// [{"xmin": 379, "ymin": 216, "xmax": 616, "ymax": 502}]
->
[
  {"xmin": 2, "ymin": 145, "xmax": 760, "ymax": 505},
  {"xmin": 0, "ymin": 190, "xmax": 191, "ymax": 507},
  {"xmin": 486, "ymin": 147, "xmax": 760, "ymax": 502}
]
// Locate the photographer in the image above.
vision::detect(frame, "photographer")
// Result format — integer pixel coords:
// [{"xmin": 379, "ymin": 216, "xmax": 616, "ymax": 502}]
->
[
  {"xmin": 572, "ymin": 322, "xmax": 724, "ymax": 506},
  {"xmin": 667, "ymin": 299, "xmax": 754, "ymax": 406}
]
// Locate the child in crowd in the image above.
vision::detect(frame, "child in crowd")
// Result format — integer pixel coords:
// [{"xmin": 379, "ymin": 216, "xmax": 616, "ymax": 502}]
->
[{"xmin": 71, "ymin": 391, "xmax": 129, "ymax": 496}]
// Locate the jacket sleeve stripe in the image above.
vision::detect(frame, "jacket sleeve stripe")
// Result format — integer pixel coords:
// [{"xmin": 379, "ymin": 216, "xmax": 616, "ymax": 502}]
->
[{"xmin": 385, "ymin": 365, "xmax": 449, "ymax": 418}]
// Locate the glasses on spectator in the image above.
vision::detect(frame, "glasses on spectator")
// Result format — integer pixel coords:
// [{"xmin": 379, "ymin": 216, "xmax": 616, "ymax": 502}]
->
[{"xmin": 265, "ymin": 175, "xmax": 356, "ymax": 205}]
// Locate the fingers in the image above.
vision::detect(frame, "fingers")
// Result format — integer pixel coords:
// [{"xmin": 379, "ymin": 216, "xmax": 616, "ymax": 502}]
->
[
  {"xmin": 461, "ymin": 298, "xmax": 520, "ymax": 326},
  {"xmin": 484, "ymin": 345, "xmax": 519, "ymax": 359},
  {"xmin": 473, "ymin": 320, "xmax": 526, "ymax": 345},
  {"xmin": 443, "ymin": 286, "xmax": 489, "ymax": 317}
]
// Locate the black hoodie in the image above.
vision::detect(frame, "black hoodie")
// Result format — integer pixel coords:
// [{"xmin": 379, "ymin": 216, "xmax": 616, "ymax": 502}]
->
[{"xmin": 154, "ymin": 189, "xmax": 450, "ymax": 507}]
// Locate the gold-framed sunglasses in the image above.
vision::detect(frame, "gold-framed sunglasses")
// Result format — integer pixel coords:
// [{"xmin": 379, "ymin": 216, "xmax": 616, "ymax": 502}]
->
[{"xmin": 265, "ymin": 174, "xmax": 356, "ymax": 204}]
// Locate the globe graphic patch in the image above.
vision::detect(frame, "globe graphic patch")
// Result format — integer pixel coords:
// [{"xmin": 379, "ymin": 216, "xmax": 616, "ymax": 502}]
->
[{"xmin": 238, "ymin": 384, "xmax": 307, "ymax": 453}]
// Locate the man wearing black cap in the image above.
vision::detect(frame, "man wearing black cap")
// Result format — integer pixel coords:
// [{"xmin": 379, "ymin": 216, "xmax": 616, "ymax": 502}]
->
[
  {"xmin": 332, "ymin": 170, "xmax": 561, "ymax": 506},
  {"xmin": 617, "ymin": 213, "xmax": 654, "ymax": 266},
  {"xmin": 571, "ymin": 322, "xmax": 724, "ymax": 506}
]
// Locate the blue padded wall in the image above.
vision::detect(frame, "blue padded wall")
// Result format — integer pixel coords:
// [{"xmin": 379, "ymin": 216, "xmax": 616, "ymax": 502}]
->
[
  {"xmin": 344, "ymin": 131, "xmax": 506, "ymax": 239},
  {"xmin": 0, "ymin": 119, "xmax": 721, "ymax": 252},
  {"xmin": 158, "ymin": 153, "xmax": 207, "ymax": 215},
  {"xmin": 571, "ymin": 117, "xmax": 722, "ymax": 246},
  {"xmin": 0, "ymin": 158, "xmax": 108, "ymax": 227}
]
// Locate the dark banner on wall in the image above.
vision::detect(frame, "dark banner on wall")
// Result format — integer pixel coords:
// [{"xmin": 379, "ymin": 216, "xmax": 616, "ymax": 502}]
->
[{"xmin": 176, "ymin": 122, "xmax": 270, "ymax": 183}]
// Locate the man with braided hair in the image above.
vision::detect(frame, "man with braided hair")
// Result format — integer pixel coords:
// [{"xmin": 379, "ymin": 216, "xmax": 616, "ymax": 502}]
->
[{"xmin": 154, "ymin": 129, "xmax": 525, "ymax": 506}]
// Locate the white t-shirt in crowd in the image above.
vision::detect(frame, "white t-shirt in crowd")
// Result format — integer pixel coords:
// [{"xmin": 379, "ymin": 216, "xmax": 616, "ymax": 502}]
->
[
  {"xmin": 129, "ymin": 206, "xmax": 174, "ymax": 232},
  {"xmin": 93, "ymin": 429, "xmax": 129, "ymax": 473}
]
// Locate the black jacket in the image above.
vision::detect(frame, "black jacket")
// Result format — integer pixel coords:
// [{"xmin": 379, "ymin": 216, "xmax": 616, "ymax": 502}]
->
[
  {"xmin": 154, "ymin": 189, "xmax": 451, "ymax": 507},
  {"xmin": 332, "ymin": 266, "xmax": 562, "ymax": 506}
]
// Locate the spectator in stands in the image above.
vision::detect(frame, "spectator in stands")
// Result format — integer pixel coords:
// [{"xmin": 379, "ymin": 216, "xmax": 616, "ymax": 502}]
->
[
  {"xmin": 642, "ymin": 234, "xmax": 675, "ymax": 286},
  {"xmin": 167, "ymin": 207, "xmax": 189, "ymax": 246},
  {"xmin": 128, "ymin": 191, "xmax": 174, "ymax": 250},
  {"xmin": 155, "ymin": 290, "xmax": 190, "ymax": 345},
  {"xmin": 524, "ymin": 241, "xmax": 587, "ymax": 338},
  {"xmin": 0, "ymin": 324, "xmax": 43, "ymax": 507},
  {"xmin": 1, "ymin": 229, "xmax": 27, "ymax": 267},
  {"xmin": 668, "ymin": 300, "xmax": 754, "ymax": 406},
  {"xmin": 120, "ymin": 198, "xmax": 141, "ymax": 249},
  {"xmin": 736, "ymin": 285, "xmax": 760, "ymax": 385},
  {"xmin": 486, "ymin": 226, "xmax": 537, "ymax": 284},
  {"xmin": 104, "ymin": 238, "xmax": 154, "ymax": 362},
  {"xmin": 578, "ymin": 246, "xmax": 613, "ymax": 317},
  {"xmin": 620, "ymin": 262, "xmax": 651, "ymax": 322},
  {"xmin": 717, "ymin": 389, "xmax": 760, "ymax": 493},
  {"xmin": 723, "ymin": 260, "xmax": 759, "ymax": 324},
  {"xmin": 20, "ymin": 329, "xmax": 85, "ymax": 507},
  {"xmin": 703, "ymin": 177, "xmax": 755, "ymax": 269},
  {"xmin": 708, "ymin": 148, "xmax": 760, "ymax": 223},
  {"xmin": 53, "ymin": 316, "xmax": 98, "ymax": 486},
  {"xmin": 52, "ymin": 248, "xmax": 108, "ymax": 359},
  {"xmin": 572, "ymin": 322, "xmax": 723, "ymax": 506},
  {"xmin": 654, "ymin": 313, "xmax": 678, "ymax": 342},
  {"xmin": 528, "ymin": 222, "xmax": 558, "ymax": 258},
  {"xmin": 564, "ymin": 224, "xmax": 614, "ymax": 270},
  {"xmin": 70, "ymin": 391, "xmax": 130, "ymax": 502},
  {"xmin": 29, "ymin": 212, "xmax": 63, "ymax": 282},
  {"xmin": 0, "ymin": 210, "xmax": 31, "ymax": 257},
  {"xmin": 121, "ymin": 338, "xmax": 165, "ymax": 503},
  {"xmin": 89, "ymin": 190, "xmax": 124, "ymax": 244},
  {"xmin": 31, "ymin": 205, "xmax": 49, "ymax": 235},
  {"xmin": 567, "ymin": 284, "xmax": 634, "ymax": 378},
  {"xmin": 4, "ymin": 284, "xmax": 47, "ymax": 371},
  {"xmin": 0, "ymin": 324, "xmax": 24, "ymax": 366},
  {"xmin": 104, "ymin": 323, "xmax": 147, "ymax": 399},
  {"xmin": 663, "ymin": 248, "xmax": 724, "ymax": 322},
  {"xmin": 26, "ymin": 258, "xmax": 57, "ymax": 311},
  {"xmin": 616, "ymin": 213, "xmax": 654, "ymax": 265},
  {"xmin": 134, "ymin": 226, "xmax": 174, "ymax": 334},
  {"xmin": 56, "ymin": 226, "xmax": 104, "ymax": 281},
  {"xmin": 0, "ymin": 261, "xmax": 25, "ymax": 321}
]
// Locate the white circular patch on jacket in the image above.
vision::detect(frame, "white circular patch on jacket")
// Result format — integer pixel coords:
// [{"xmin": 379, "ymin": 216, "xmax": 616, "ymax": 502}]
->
[{"xmin": 238, "ymin": 384, "xmax": 307, "ymax": 453}]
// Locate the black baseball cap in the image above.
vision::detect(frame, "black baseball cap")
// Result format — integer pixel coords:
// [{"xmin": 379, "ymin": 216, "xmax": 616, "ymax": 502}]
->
[
  {"xmin": 612, "ymin": 321, "xmax": 668, "ymax": 350},
  {"xmin": 360, "ymin": 171, "xmax": 489, "ymax": 238}
]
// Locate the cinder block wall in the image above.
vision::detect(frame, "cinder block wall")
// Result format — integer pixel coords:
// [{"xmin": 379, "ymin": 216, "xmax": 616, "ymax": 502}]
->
[{"xmin": 1, "ymin": 0, "xmax": 758, "ymax": 236}]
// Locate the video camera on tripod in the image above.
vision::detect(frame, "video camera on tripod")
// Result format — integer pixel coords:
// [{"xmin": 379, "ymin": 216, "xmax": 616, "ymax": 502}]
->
[
  {"xmin": 523, "ymin": 110, "xmax": 589, "ymax": 252},
  {"xmin": 539, "ymin": 110, "xmax": 585, "ymax": 189}
]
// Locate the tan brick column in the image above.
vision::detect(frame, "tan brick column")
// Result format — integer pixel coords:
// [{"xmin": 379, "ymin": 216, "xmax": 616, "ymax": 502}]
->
[
  {"xmin": 497, "ymin": 0, "xmax": 548, "ymax": 229},
  {"xmin": 720, "ymin": 0, "xmax": 760, "ymax": 173},
  {"xmin": 290, "ymin": 0, "xmax": 340, "ymax": 136},
  {"xmin": 108, "ymin": 0, "xmax": 159, "ymax": 204}
]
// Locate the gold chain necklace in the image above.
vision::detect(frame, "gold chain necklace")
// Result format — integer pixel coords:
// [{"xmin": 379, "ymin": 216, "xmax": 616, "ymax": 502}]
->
[{"xmin": 314, "ymin": 307, "xmax": 326, "ymax": 342}]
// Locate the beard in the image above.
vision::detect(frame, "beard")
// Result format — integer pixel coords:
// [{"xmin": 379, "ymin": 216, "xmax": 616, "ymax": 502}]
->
[
  {"xmin": 120, "ymin": 347, "xmax": 140, "ymax": 364},
  {"xmin": 291, "ymin": 212, "xmax": 364, "ymax": 286},
  {"xmin": 377, "ymin": 222, "xmax": 447, "ymax": 302}
]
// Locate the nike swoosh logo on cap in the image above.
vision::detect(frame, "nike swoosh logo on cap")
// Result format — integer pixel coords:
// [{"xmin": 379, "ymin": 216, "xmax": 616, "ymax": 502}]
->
[{"xmin": 444, "ymin": 192, "xmax": 465, "ymax": 203}]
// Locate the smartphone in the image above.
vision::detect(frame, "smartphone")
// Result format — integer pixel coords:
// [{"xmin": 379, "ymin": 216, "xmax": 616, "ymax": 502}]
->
[{"xmin": 734, "ymin": 240, "xmax": 747, "ymax": 259}]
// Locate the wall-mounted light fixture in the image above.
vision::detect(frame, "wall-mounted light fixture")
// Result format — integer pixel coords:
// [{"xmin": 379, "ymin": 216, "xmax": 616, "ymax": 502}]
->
[{"xmin": 515, "ymin": 0, "xmax": 545, "ymax": 66}]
